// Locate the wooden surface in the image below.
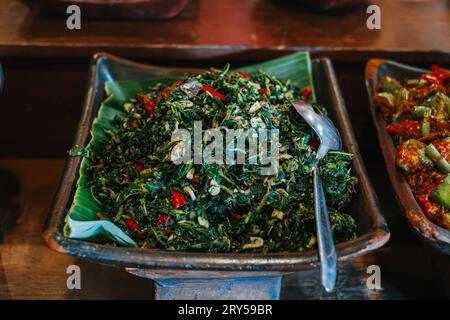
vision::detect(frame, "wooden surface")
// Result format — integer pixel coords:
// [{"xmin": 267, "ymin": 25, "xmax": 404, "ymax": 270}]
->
[
  {"xmin": 0, "ymin": 0, "xmax": 449, "ymax": 62},
  {"xmin": 0, "ymin": 0, "xmax": 450, "ymax": 300},
  {"xmin": 0, "ymin": 158, "xmax": 448, "ymax": 300},
  {"xmin": 0, "ymin": 0, "xmax": 449, "ymax": 157}
]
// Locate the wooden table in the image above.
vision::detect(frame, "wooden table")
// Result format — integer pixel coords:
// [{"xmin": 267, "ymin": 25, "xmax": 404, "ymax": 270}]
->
[
  {"xmin": 1, "ymin": 0, "xmax": 449, "ymax": 61},
  {"xmin": 0, "ymin": 0, "xmax": 450, "ymax": 299}
]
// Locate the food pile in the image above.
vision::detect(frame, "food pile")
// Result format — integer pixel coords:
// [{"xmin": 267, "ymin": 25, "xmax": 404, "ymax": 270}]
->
[
  {"xmin": 374, "ymin": 66, "xmax": 450, "ymax": 229},
  {"xmin": 82, "ymin": 65, "xmax": 357, "ymax": 252}
]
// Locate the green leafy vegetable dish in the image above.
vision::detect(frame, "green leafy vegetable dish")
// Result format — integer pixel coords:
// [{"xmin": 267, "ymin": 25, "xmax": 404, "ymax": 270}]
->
[{"xmin": 67, "ymin": 54, "xmax": 358, "ymax": 253}]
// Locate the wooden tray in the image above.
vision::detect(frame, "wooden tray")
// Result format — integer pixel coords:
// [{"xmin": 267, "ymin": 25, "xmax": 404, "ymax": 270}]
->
[
  {"xmin": 365, "ymin": 59, "xmax": 450, "ymax": 255},
  {"xmin": 42, "ymin": 52, "xmax": 390, "ymax": 272}
]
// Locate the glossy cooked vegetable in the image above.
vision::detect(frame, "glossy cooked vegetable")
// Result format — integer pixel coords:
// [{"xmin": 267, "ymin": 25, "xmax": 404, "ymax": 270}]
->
[
  {"xmin": 374, "ymin": 66, "xmax": 450, "ymax": 229},
  {"xmin": 77, "ymin": 65, "xmax": 358, "ymax": 253}
]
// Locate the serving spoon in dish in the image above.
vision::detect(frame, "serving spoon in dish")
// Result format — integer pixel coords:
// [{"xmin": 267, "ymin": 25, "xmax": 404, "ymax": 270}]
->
[{"xmin": 291, "ymin": 100, "xmax": 342, "ymax": 293}]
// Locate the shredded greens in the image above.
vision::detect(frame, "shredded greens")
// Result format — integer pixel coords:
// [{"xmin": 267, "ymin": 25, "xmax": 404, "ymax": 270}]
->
[{"xmin": 75, "ymin": 65, "xmax": 357, "ymax": 253}]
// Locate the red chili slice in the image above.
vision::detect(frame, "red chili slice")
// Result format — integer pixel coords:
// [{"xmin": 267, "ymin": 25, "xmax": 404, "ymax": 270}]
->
[
  {"xmin": 417, "ymin": 195, "xmax": 433, "ymax": 219},
  {"xmin": 126, "ymin": 219, "xmax": 145, "ymax": 238},
  {"xmin": 231, "ymin": 213, "xmax": 245, "ymax": 221},
  {"xmin": 302, "ymin": 86, "xmax": 312, "ymax": 99},
  {"xmin": 156, "ymin": 214, "xmax": 171, "ymax": 228},
  {"xmin": 421, "ymin": 65, "xmax": 447, "ymax": 86},
  {"xmin": 161, "ymin": 87, "xmax": 174, "ymax": 101},
  {"xmin": 202, "ymin": 85, "xmax": 225, "ymax": 101},
  {"xmin": 238, "ymin": 71, "xmax": 251, "ymax": 79},
  {"xmin": 137, "ymin": 94, "xmax": 156, "ymax": 116},
  {"xmin": 172, "ymin": 190, "xmax": 188, "ymax": 208}
]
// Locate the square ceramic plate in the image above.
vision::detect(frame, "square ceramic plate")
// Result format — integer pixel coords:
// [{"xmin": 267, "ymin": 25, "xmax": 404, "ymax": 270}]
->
[
  {"xmin": 365, "ymin": 59, "xmax": 450, "ymax": 255},
  {"xmin": 43, "ymin": 52, "xmax": 389, "ymax": 271}
]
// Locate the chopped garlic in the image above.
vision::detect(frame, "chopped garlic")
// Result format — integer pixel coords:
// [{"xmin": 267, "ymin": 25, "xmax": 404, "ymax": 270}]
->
[
  {"xmin": 208, "ymin": 179, "xmax": 220, "ymax": 196},
  {"xmin": 198, "ymin": 216, "xmax": 210, "ymax": 228},
  {"xmin": 308, "ymin": 235, "xmax": 317, "ymax": 247},
  {"xmin": 139, "ymin": 168, "xmax": 153, "ymax": 176},
  {"xmin": 178, "ymin": 100, "xmax": 194, "ymax": 108},
  {"xmin": 183, "ymin": 186, "xmax": 196, "ymax": 201},
  {"xmin": 123, "ymin": 102, "xmax": 133, "ymax": 113},
  {"xmin": 271, "ymin": 209, "xmax": 284, "ymax": 220},
  {"xmin": 186, "ymin": 168, "xmax": 195, "ymax": 180},
  {"xmin": 278, "ymin": 154, "xmax": 292, "ymax": 160},
  {"xmin": 249, "ymin": 101, "xmax": 262, "ymax": 114},
  {"xmin": 242, "ymin": 237, "xmax": 264, "ymax": 249}
]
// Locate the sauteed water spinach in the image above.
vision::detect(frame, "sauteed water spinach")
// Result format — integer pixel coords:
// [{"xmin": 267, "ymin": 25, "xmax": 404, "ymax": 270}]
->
[{"xmin": 72, "ymin": 64, "xmax": 358, "ymax": 253}]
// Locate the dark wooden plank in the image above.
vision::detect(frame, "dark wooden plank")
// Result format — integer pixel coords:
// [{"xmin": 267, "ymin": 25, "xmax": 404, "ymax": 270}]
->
[
  {"xmin": 0, "ymin": 0, "xmax": 449, "ymax": 62},
  {"xmin": 0, "ymin": 159, "xmax": 154, "ymax": 300},
  {"xmin": 0, "ymin": 58, "xmax": 87, "ymax": 157}
]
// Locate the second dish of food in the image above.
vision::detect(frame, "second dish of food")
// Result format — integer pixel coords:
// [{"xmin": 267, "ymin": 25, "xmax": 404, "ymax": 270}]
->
[{"xmin": 374, "ymin": 66, "xmax": 449, "ymax": 229}]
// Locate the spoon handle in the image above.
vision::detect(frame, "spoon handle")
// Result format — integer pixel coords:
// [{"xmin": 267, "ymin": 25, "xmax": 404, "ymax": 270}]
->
[{"xmin": 313, "ymin": 162, "xmax": 337, "ymax": 293}]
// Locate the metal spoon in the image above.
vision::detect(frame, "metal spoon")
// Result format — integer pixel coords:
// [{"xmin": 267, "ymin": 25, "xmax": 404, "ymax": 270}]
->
[
  {"xmin": 291, "ymin": 100, "xmax": 342, "ymax": 293},
  {"xmin": 0, "ymin": 62, "xmax": 4, "ymax": 93}
]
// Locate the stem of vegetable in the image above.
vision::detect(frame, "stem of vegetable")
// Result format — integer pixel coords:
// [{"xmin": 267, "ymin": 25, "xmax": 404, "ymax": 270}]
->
[
  {"xmin": 414, "ymin": 106, "xmax": 430, "ymax": 119},
  {"xmin": 425, "ymin": 144, "xmax": 450, "ymax": 174},
  {"xmin": 430, "ymin": 176, "xmax": 450, "ymax": 209},
  {"xmin": 421, "ymin": 109, "xmax": 431, "ymax": 136}
]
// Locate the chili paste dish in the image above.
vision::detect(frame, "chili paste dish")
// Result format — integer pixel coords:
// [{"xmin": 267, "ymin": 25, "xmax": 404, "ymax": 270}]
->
[
  {"xmin": 66, "ymin": 57, "xmax": 358, "ymax": 253},
  {"xmin": 373, "ymin": 66, "xmax": 450, "ymax": 229}
]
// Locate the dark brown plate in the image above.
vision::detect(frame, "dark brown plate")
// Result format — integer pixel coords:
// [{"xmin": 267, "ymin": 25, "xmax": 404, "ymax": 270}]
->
[
  {"xmin": 42, "ymin": 52, "xmax": 389, "ymax": 271},
  {"xmin": 365, "ymin": 59, "xmax": 450, "ymax": 255},
  {"xmin": 22, "ymin": 0, "xmax": 192, "ymax": 20}
]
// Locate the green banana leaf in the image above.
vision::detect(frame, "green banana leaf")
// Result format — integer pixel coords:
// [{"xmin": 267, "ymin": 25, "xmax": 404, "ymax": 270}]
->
[{"xmin": 65, "ymin": 52, "xmax": 315, "ymax": 247}]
